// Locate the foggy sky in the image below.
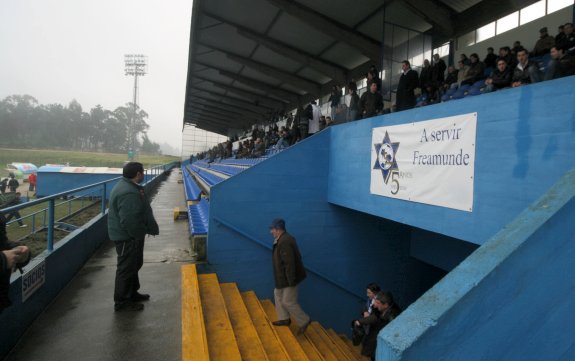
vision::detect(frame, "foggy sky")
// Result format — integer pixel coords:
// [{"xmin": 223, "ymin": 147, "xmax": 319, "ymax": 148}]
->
[{"xmin": 0, "ymin": 0, "xmax": 192, "ymax": 155}]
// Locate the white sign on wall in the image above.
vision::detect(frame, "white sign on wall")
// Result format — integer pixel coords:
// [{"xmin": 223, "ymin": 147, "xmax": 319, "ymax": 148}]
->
[
  {"xmin": 370, "ymin": 112, "xmax": 477, "ymax": 212},
  {"xmin": 22, "ymin": 260, "xmax": 46, "ymax": 302}
]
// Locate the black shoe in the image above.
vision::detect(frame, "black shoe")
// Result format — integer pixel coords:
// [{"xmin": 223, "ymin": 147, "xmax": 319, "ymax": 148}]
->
[
  {"xmin": 272, "ymin": 319, "xmax": 291, "ymax": 326},
  {"xmin": 115, "ymin": 302, "xmax": 144, "ymax": 312},
  {"xmin": 297, "ymin": 320, "xmax": 311, "ymax": 335},
  {"xmin": 131, "ymin": 292, "xmax": 150, "ymax": 302}
]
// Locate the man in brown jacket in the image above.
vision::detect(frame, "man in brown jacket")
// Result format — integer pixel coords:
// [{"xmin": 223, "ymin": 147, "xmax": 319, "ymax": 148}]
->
[{"xmin": 270, "ymin": 218, "xmax": 310, "ymax": 334}]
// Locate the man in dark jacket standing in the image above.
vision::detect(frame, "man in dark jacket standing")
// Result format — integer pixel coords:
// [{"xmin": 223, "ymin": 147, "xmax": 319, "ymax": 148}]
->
[
  {"xmin": 359, "ymin": 81, "xmax": 384, "ymax": 119},
  {"xmin": 108, "ymin": 162, "xmax": 159, "ymax": 312},
  {"xmin": 270, "ymin": 218, "xmax": 310, "ymax": 334},
  {"xmin": 396, "ymin": 60, "xmax": 418, "ymax": 111}
]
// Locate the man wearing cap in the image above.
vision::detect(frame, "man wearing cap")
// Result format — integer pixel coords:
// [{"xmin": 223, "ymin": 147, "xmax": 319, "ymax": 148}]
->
[
  {"xmin": 269, "ymin": 218, "xmax": 310, "ymax": 334},
  {"xmin": 532, "ymin": 27, "xmax": 555, "ymax": 57}
]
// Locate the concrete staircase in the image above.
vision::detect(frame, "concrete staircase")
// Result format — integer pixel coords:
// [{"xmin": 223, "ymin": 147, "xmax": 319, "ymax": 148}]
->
[{"xmin": 182, "ymin": 264, "xmax": 369, "ymax": 361}]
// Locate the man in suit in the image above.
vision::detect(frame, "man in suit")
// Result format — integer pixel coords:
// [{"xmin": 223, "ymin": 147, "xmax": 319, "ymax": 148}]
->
[
  {"xmin": 396, "ymin": 60, "xmax": 418, "ymax": 111},
  {"xmin": 270, "ymin": 218, "xmax": 310, "ymax": 334}
]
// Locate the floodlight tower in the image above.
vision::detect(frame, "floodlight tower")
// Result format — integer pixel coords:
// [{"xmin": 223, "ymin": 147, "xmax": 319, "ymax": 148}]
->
[{"xmin": 124, "ymin": 54, "xmax": 148, "ymax": 154}]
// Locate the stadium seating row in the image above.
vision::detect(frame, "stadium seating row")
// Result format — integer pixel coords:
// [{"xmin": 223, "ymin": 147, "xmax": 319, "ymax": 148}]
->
[
  {"xmin": 183, "ymin": 168, "xmax": 202, "ymax": 201},
  {"xmin": 188, "ymin": 198, "xmax": 209, "ymax": 236},
  {"xmin": 187, "ymin": 165, "xmax": 226, "ymax": 187}
]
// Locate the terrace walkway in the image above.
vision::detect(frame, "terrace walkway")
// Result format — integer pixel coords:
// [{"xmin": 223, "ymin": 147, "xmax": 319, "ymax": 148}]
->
[{"xmin": 5, "ymin": 169, "xmax": 191, "ymax": 361}]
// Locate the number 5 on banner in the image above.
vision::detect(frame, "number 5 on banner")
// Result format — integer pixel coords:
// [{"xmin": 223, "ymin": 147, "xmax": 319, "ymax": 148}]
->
[{"xmin": 390, "ymin": 171, "xmax": 399, "ymax": 195}]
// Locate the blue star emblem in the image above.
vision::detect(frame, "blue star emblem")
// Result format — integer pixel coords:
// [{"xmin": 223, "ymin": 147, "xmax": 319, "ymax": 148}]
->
[{"xmin": 373, "ymin": 131, "xmax": 400, "ymax": 183}]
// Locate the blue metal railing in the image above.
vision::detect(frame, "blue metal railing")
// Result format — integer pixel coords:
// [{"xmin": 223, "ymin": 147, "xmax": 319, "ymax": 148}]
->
[{"xmin": 1, "ymin": 162, "xmax": 176, "ymax": 252}]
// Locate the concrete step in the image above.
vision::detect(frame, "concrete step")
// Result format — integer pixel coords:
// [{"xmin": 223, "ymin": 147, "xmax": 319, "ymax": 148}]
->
[
  {"xmin": 241, "ymin": 291, "xmax": 292, "ymax": 361},
  {"xmin": 259, "ymin": 299, "xmax": 317, "ymax": 361},
  {"xmin": 181, "ymin": 264, "xmax": 209, "ymax": 361},
  {"xmin": 198, "ymin": 274, "xmax": 242, "ymax": 361},
  {"xmin": 300, "ymin": 321, "xmax": 340, "ymax": 361},
  {"xmin": 220, "ymin": 283, "xmax": 269, "ymax": 361},
  {"xmin": 325, "ymin": 328, "xmax": 366, "ymax": 361},
  {"xmin": 338, "ymin": 334, "xmax": 370, "ymax": 361}
]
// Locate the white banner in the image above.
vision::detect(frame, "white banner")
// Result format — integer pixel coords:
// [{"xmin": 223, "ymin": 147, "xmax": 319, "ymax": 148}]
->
[{"xmin": 370, "ymin": 113, "xmax": 477, "ymax": 212}]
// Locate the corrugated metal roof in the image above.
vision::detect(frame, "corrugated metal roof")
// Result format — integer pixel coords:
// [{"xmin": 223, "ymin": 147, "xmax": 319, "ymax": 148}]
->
[
  {"xmin": 183, "ymin": 0, "xmax": 505, "ymax": 134},
  {"xmin": 439, "ymin": 0, "xmax": 484, "ymax": 13}
]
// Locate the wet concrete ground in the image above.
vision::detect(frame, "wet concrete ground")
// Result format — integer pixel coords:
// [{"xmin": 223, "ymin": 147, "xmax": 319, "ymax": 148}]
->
[{"xmin": 5, "ymin": 169, "xmax": 192, "ymax": 361}]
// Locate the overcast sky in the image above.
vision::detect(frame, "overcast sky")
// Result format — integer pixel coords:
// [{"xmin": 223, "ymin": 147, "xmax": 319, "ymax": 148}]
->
[{"xmin": 0, "ymin": 0, "xmax": 192, "ymax": 155}]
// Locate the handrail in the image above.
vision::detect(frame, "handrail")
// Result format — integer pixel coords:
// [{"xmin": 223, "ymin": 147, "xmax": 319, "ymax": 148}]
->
[
  {"xmin": 1, "ymin": 162, "xmax": 176, "ymax": 252},
  {"xmin": 1, "ymin": 176, "xmax": 121, "ymax": 214},
  {"xmin": 213, "ymin": 216, "xmax": 365, "ymax": 301}
]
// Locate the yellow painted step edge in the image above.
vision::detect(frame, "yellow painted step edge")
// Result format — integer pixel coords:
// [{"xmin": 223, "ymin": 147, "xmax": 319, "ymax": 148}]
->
[
  {"xmin": 181, "ymin": 264, "xmax": 209, "ymax": 361},
  {"xmin": 220, "ymin": 283, "xmax": 269, "ymax": 361},
  {"xmin": 198, "ymin": 274, "xmax": 242, "ymax": 361},
  {"xmin": 325, "ymin": 328, "xmax": 364, "ymax": 361},
  {"xmin": 338, "ymin": 334, "xmax": 371, "ymax": 361},
  {"xmin": 259, "ymin": 299, "xmax": 314, "ymax": 361},
  {"xmin": 241, "ymin": 291, "xmax": 292, "ymax": 361},
  {"xmin": 300, "ymin": 321, "xmax": 339, "ymax": 361},
  {"xmin": 310, "ymin": 323, "xmax": 354, "ymax": 361}
]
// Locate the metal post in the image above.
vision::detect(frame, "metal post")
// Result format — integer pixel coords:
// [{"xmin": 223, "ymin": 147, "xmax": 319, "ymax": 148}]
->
[
  {"xmin": 101, "ymin": 184, "xmax": 107, "ymax": 214},
  {"xmin": 47, "ymin": 199, "xmax": 55, "ymax": 252}
]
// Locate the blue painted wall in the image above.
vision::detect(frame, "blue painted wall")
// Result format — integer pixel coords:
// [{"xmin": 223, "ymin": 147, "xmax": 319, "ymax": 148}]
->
[
  {"xmin": 206, "ymin": 130, "xmax": 444, "ymax": 332},
  {"xmin": 377, "ymin": 169, "xmax": 575, "ymax": 360},
  {"xmin": 328, "ymin": 76, "xmax": 575, "ymax": 246}
]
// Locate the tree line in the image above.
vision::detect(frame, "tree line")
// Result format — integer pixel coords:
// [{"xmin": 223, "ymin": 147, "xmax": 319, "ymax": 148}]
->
[{"xmin": 0, "ymin": 95, "xmax": 161, "ymax": 154}]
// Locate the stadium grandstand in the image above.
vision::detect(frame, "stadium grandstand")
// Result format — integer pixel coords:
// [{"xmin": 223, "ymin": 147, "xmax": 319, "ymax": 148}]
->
[{"xmin": 2, "ymin": 0, "xmax": 575, "ymax": 360}]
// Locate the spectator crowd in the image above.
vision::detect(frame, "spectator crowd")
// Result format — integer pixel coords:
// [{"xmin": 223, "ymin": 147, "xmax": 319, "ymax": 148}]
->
[{"xmin": 192, "ymin": 22, "xmax": 574, "ymax": 162}]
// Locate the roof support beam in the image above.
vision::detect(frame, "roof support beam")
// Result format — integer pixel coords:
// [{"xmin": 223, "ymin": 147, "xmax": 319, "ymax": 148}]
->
[
  {"xmin": 264, "ymin": 0, "xmax": 381, "ymax": 64},
  {"xmin": 190, "ymin": 86, "xmax": 273, "ymax": 114},
  {"xmin": 236, "ymin": 28, "xmax": 348, "ymax": 84},
  {"xmin": 211, "ymin": 83, "xmax": 286, "ymax": 109},
  {"xmin": 186, "ymin": 111, "xmax": 246, "ymax": 128},
  {"xmin": 218, "ymin": 69, "xmax": 301, "ymax": 103},
  {"xmin": 193, "ymin": 74, "xmax": 286, "ymax": 108},
  {"xmin": 400, "ymin": 0, "xmax": 454, "ymax": 37},
  {"xmin": 188, "ymin": 106, "xmax": 253, "ymax": 125},
  {"xmin": 188, "ymin": 99, "xmax": 256, "ymax": 119},
  {"xmin": 188, "ymin": 118, "xmax": 230, "ymax": 134},
  {"xmin": 187, "ymin": 109, "xmax": 252, "ymax": 127},
  {"xmin": 187, "ymin": 96, "xmax": 264, "ymax": 118},
  {"xmin": 187, "ymin": 94, "xmax": 268, "ymax": 119},
  {"xmin": 194, "ymin": 60, "xmax": 301, "ymax": 103},
  {"xmin": 226, "ymin": 53, "xmax": 321, "ymax": 96},
  {"xmin": 203, "ymin": 12, "xmax": 348, "ymax": 83},
  {"xmin": 200, "ymin": 43, "xmax": 321, "ymax": 96}
]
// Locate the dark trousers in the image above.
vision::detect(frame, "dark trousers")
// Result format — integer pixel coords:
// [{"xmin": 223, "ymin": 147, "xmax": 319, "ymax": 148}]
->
[
  {"xmin": 114, "ymin": 239, "xmax": 144, "ymax": 304},
  {"xmin": 5, "ymin": 211, "xmax": 23, "ymax": 226},
  {"xmin": 298, "ymin": 124, "xmax": 308, "ymax": 141}
]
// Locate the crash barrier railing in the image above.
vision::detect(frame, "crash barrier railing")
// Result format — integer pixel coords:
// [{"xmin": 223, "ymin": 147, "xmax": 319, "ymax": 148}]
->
[{"xmin": 0, "ymin": 162, "xmax": 177, "ymax": 253}]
